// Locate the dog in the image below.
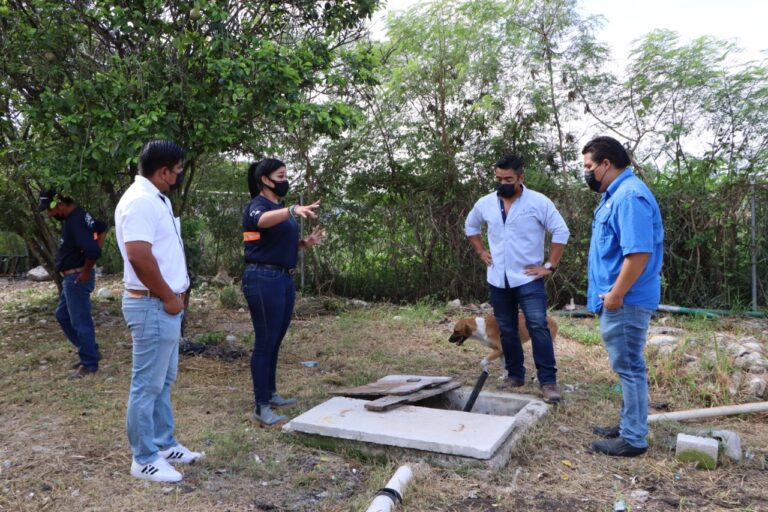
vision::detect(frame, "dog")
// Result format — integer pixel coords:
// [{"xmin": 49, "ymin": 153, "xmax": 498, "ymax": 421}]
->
[{"xmin": 448, "ymin": 313, "xmax": 558, "ymax": 372}]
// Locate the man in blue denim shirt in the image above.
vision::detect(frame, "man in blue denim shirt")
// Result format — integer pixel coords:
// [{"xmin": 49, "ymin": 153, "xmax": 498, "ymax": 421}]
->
[
  {"xmin": 582, "ymin": 136, "xmax": 664, "ymax": 457},
  {"xmin": 466, "ymin": 154, "xmax": 570, "ymax": 404}
]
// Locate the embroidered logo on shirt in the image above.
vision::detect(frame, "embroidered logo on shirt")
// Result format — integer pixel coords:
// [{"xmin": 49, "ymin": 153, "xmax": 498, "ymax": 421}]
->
[
  {"xmin": 85, "ymin": 213, "xmax": 95, "ymax": 228},
  {"xmin": 250, "ymin": 210, "xmax": 261, "ymax": 217}
]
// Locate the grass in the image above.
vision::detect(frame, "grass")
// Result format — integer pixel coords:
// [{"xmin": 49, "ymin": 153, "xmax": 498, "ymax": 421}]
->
[
  {"xmin": 1, "ymin": 277, "xmax": 767, "ymax": 511},
  {"xmin": 556, "ymin": 316, "xmax": 602, "ymax": 346}
]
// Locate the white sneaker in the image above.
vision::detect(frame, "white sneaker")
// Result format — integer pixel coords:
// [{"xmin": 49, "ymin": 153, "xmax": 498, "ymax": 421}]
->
[
  {"xmin": 159, "ymin": 443, "xmax": 204, "ymax": 464},
  {"xmin": 130, "ymin": 457, "xmax": 182, "ymax": 483}
]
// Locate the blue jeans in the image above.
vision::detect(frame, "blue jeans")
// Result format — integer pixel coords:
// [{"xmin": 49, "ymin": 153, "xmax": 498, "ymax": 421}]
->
[
  {"xmin": 489, "ymin": 278, "xmax": 557, "ymax": 385},
  {"xmin": 600, "ymin": 304, "xmax": 654, "ymax": 449},
  {"xmin": 242, "ymin": 265, "xmax": 295, "ymax": 407},
  {"xmin": 55, "ymin": 272, "xmax": 100, "ymax": 370},
  {"xmin": 122, "ymin": 295, "xmax": 182, "ymax": 464}
]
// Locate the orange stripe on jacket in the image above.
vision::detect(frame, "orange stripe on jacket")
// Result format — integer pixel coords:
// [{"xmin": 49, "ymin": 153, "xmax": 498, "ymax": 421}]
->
[{"xmin": 243, "ymin": 231, "xmax": 261, "ymax": 242}]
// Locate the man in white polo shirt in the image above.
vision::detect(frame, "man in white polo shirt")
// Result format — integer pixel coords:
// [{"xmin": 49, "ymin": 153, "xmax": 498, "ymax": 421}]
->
[
  {"xmin": 115, "ymin": 140, "xmax": 203, "ymax": 483},
  {"xmin": 465, "ymin": 154, "xmax": 570, "ymax": 404}
]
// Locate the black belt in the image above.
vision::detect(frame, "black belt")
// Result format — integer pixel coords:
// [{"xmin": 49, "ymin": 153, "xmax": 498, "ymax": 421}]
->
[{"xmin": 246, "ymin": 262, "xmax": 295, "ymax": 275}]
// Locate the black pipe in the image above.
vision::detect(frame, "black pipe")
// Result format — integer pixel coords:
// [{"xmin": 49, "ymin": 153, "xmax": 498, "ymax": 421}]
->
[{"xmin": 463, "ymin": 370, "xmax": 489, "ymax": 412}]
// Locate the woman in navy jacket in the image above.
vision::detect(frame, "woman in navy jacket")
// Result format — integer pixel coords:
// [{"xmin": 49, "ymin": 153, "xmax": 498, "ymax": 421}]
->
[{"xmin": 241, "ymin": 158, "xmax": 324, "ymax": 425}]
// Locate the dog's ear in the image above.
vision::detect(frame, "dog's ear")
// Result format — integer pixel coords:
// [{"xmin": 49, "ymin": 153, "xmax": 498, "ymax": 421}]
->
[{"xmin": 455, "ymin": 320, "xmax": 472, "ymax": 336}]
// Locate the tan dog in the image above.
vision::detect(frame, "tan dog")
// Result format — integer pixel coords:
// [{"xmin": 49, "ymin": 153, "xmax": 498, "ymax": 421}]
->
[{"xmin": 448, "ymin": 313, "xmax": 558, "ymax": 372}]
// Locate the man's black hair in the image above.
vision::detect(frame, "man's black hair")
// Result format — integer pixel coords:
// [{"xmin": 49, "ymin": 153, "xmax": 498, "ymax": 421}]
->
[
  {"xmin": 495, "ymin": 154, "xmax": 524, "ymax": 174},
  {"xmin": 138, "ymin": 140, "xmax": 184, "ymax": 178},
  {"xmin": 582, "ymin": 136, "xmax": 631, "ymax": 168}
]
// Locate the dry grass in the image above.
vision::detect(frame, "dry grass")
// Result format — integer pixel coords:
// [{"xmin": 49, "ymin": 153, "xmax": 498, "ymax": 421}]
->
[{"xmin": 0, "ymin": 277, "xmax": 767, "ymax": 511}]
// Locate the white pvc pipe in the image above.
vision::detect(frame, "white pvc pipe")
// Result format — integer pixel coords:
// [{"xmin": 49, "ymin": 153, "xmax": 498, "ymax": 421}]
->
[
  {"xmin": 365, "ymin": 465, "xmax": 414, "ymax": 512},
  {"xmin": 648, "ymin": 401, "xmax": 768, "ymax": 423}
]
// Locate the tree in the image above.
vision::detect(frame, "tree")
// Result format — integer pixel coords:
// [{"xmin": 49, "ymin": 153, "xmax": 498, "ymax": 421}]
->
[{"xmin": 0, "ymin": 0, "xmax": 378, "ymax": 279}]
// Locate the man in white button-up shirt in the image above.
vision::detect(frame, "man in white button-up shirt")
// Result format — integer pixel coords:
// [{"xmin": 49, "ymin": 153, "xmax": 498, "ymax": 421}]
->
[
  {"xmin": 465, "ymin": 154, "xmax": 570, "ymax": 404},
  {"xmin": 115, "ymin": 140, "xmax": 203, "ymax": 483}
]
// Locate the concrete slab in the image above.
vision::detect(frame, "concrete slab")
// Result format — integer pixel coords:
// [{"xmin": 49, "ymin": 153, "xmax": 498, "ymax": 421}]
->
[{"xmin": 284, "ymin": 396, "xmax": 517, "ymax": 459}]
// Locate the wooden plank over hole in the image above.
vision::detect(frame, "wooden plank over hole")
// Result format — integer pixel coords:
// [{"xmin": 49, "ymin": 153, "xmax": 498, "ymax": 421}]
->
[{"xmin": 365, "ymin": 380, "xmax": 461, "ymax": 412}]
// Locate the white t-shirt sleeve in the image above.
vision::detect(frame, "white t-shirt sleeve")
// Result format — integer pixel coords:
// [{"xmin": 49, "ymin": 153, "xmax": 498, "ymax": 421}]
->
[{"xmin": 120, "ymin": 197, "xmax": 158, "ymax": 243}]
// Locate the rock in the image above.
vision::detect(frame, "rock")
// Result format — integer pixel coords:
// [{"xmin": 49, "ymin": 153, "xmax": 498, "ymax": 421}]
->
[
  {"xmin": 727, "ymin": 342, "xmax": 749, "ymax": 357},
  {"xmin": 648, "ymin": 335, "xmax": 679, "ymax": 347},
  {"xmin": 350, "ymin": 299, "xmax": 369, "ymax": 308},
  {"xmin": 479, "ymin": 302, "xmax": 492, "ymax": 311},
  {"xmin": 392, "ymin": 315, "xmax": 402, "ymax": 321},
  {"xmin": 27, "ymin": 265, "xmax": 52, "ymax": 282},
  {"xmin": 96, "ymin": 287, "xmax": 113, "ymax": 299},
  {"xmin": 711, "ymin": 430, "xmax": 742, "ymax": 462},
  {"xmin": 657, "ymin": 344, "xmax": 676, "ymax": 356},
  {"xmin": 728, "ymin": 373, "xmax": 742, "ymax": 396},
  {"xmin": 676, "ymin": 433, "xmax": 718, "ymax": 469},
  {"xmin": 212, "ymin": 269, "xmax": 233, "ymax": 286},
  {"xmin": 735, "ymin": 352, "xmax": 768, "ymax": 371},
  {"xmin": 747, "ymin": 375, "xmax": 767, "ymax": 398},
  {"xmin": 630, "ymin": 489, "xmax": 650, "ymax": 503},
  {"xmin": 738, "ymin": 336, "xmax": 763, "ymax": 352},
  {"xmin": 446, "ymin": 299, "xmax": 462, "ymax": 310},
  {"xmin": 558, "ymin": 425, "xmax": 570, "ymax": 433},
  {"xmin": 38, "ymin": 319, "xmax": 48, "ymax": 325},
  {"xmin": 225, "ymin": 334, "xmax": 238, "ymax": 344},
  {"xmin": 647, "ymin": 326, "xmax": 686, "ymax": 336}
]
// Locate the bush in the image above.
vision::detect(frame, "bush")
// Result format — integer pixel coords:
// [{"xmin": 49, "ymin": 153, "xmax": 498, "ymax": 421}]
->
[{"xmin": 219, "ymin": 285, "xmax": 244, "ymax": 310}]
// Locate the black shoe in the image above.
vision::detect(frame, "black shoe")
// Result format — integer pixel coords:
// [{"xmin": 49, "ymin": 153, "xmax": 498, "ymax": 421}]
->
[
  {"xmin": 591, "ymin": 437, "xmax": 647, "ymax": 457},
  {"xmin": 592, "ymin": 424, "xmax": 620, "ymax": 438}
]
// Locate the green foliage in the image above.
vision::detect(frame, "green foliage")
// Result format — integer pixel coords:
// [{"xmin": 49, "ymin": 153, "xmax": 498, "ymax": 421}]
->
[
  {"xmin": 0, "ymin": 231, "xmax": 24, "ymax": 255},
  {"xmin": 558, "ymin": 318, "xmax": 602, "ymax": 346},
  {"xmin": 0, "ymin": 0, "xmax": 378, "ymax": 276},
  {"xmin": 195, "ymin": 331, "xmax": 227, "ymax": 346},
  {"xmin": 218, "ymin": 285, "xmax": 244, "ymax": 310}
]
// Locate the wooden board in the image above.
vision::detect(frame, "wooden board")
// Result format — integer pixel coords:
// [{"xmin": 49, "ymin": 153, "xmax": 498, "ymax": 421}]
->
[
  {"xmin": 332, "ymin": 375, "xmax": 453, "ymax": 397},
  {"xmin": 365, "ymin": 380, "xmax": 461, "ymax": 412}
]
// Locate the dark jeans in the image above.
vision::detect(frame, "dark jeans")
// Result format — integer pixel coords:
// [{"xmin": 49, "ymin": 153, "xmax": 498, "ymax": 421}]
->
[
  {"xmin": 55, "ymin": 272, "xmax": 100, "ymax": 370},
  {"xmin": 242, "ymin": 265, "xmax": 295, "ymax": 406},
  {"xmin": 489, "ymin": 278, "xmax": 557, "ymax": 385}
]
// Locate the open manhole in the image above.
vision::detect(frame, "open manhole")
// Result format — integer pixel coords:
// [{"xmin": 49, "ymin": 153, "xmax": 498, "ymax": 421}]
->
[{"xmin": 283, "ymin": 375, "xmax": 549, "ymax": 469}]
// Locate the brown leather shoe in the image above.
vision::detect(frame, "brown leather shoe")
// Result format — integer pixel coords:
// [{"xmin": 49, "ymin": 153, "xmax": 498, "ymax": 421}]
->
[
  {"xmin": 540, "ymin": 383, "xmax": 561, "ymax": 404},
  {"xmin": 497, "ymin": 377, "xmax": 525, "ymax": 389},
  {"xmin": 68, "ymin": 365, "xmax": 97, "ymax": 380}
]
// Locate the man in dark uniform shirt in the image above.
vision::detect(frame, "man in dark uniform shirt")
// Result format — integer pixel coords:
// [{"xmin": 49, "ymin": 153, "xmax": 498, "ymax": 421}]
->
[{"xmin": 38, "ymin": 190, "xmax": 107, "ymax": 379}]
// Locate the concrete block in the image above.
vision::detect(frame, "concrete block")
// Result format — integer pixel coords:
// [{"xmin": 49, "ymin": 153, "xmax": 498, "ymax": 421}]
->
[
  {"xmin": 284, "ymin": 396, "xmax": 516, "ymax": 459},
  {"xmin": 676, "ymin": 433, "xmax": 718, "ymax": 469},
  {"xmin": 712, "ymin": 430, "xmax": 742, "ymax": 461}
]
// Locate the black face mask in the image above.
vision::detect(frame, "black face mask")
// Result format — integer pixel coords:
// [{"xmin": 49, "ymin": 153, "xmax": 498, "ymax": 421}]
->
[
  {"xmin": 268, "ymin": 179, "xmax": 290, "ymax": 197},
  {"xmin": 584, "ymin": 170, "xmax": 602, "ymax": 193},
  {"xmin": 496, "ymin": 183, "xmax": 518, "ymax": 198},
  {"xmin": 170, "ymin": 170, "xmax": 185, "ymax": 192}
]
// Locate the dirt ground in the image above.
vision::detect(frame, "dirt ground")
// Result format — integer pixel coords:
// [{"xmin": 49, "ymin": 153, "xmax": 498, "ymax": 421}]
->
[{"xmin": 0, "ymin": 276, "xmax": 767, "ymax": 512}]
